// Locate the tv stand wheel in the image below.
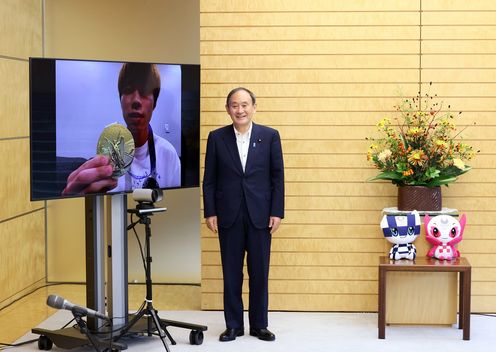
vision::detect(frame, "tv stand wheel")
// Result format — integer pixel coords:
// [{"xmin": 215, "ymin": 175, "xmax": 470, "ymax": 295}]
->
[
  {"xmin": 189, "ymin": 330, "xmax": 204, "ymax": 345},
  {"xmin": 38, "ymin": 335, "xmax": 53, "ymax": 350}
]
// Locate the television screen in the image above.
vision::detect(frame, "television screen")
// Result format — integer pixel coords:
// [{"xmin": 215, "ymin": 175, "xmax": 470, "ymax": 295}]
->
[{"xmin": 30, "ymin": 57, "xmax": 200, "ymax": 201}]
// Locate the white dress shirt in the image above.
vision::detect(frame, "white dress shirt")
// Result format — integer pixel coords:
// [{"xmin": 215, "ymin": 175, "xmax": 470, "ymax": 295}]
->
[{"xmin": 233, "ymin": 123, "xmax": 252, "ymax": 172}]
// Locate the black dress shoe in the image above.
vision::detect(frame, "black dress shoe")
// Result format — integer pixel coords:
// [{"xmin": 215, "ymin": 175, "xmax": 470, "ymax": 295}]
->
[
  {"xmin": 249, "ymin": 328, "xmax": 276, "ymax": 341},
  {"xmin": 219, "ymin": 328, "xmax": 244, "ymax": 342}
]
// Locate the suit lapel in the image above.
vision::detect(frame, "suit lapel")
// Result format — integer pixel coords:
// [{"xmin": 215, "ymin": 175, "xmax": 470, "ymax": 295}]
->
[{"xmin": 221, "ymin": 125, "xmax": 244, "ymax": 174}]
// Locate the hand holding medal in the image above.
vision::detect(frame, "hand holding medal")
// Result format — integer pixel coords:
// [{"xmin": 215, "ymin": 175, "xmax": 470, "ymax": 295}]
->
[
  {"xmin": 97, "ymin": 123, "xmax": 135, "ymax": 177},
  {"xmin": 62, "ymin": 123, "xmax": 135, "ymax": 196}
]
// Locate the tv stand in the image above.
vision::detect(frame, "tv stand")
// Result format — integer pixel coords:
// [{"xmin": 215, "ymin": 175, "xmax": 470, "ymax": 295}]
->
[{"xmin": 32, "ymin": 194, "xmax": 207, "ymax": 350}]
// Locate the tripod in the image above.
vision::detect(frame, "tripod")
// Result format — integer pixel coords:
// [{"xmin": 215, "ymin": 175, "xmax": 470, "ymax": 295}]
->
[
  {"xmin": 119, "ymin": 205, "xmax": 171, "ymax": 351},
  {"xmin": 118, "ymin": 202, "xmax": 207, "ymax": 350}
]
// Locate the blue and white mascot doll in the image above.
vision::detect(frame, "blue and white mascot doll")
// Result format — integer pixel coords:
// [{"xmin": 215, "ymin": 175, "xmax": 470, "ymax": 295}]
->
[{"xmin": 380, "ymin": 210, "xmax": 421, "ymax": 260}]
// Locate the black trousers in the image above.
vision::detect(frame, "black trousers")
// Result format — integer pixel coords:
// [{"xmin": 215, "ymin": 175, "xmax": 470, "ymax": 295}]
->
[{"xmin": 218, "ymin": 198, "xmax": 272, "ymax": 329}]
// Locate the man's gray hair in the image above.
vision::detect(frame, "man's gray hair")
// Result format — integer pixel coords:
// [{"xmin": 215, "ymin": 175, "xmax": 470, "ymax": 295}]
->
[{"xmin": 226, "ymin": 87, "xmax": 256, "ymax": 106}]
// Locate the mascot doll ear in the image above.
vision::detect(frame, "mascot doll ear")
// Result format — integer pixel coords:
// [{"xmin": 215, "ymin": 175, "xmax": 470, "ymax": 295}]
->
[
  {"xmin": 424, "ymin": 214, "xmax": 431, "ymax": 232},
  {"xmin": 380, "ymin": 214, "xmax": 388, "ymax": 232},
  {"xmin": 459, "ymin": 213, "xmax": 467, "ymax": 234}
]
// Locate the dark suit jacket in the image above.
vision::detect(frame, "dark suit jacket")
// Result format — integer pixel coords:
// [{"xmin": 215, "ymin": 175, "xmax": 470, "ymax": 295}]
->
[{"xmin": 203, "ymin": 122, "xmax": 284, "ymax": 229}]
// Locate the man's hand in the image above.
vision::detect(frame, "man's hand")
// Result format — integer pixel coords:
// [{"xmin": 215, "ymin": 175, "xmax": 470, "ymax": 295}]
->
[
  {"xmin": 206, "ymin": 216, "xmax": 218, "ymax": 233},
  {"xmin": 269, "ymin": 216, "xmax": 281, "ymax": 234},
  {"xmin": 62, "ymin": 155, "xmax": 117, "ymax": 196}
]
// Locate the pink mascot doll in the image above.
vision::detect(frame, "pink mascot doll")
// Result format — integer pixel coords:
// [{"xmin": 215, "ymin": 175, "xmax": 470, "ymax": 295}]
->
[{"xmin": 424, "ymin": 214, "xmax": 466, "ymax": 260}]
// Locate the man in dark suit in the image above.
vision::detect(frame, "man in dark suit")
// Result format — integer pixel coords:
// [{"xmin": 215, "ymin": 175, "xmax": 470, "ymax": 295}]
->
[{"xmin": 203, "ymin": 87, "xmax": 284, "ymax": 342}]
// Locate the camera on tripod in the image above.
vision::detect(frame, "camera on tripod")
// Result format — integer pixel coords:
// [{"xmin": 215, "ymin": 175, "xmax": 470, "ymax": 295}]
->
[
  {"xmin": 133, "ymin": 188, "xmax": 162, "ymax": 203},
  {"xmin": 128, "ymin": 188, "xmax": 167, "ymax": 215}
]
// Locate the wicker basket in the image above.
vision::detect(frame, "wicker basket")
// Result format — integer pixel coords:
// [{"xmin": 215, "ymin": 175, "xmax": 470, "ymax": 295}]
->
[{"xmin": 397, "ymin": 186, "xmax": 442, "ymax": 211}]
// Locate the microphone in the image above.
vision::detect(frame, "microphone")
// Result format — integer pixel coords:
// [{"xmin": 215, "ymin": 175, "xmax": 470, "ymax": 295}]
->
[{"xmin": 47, "ymin": 294, "xmax": 109, "ymax": 321}]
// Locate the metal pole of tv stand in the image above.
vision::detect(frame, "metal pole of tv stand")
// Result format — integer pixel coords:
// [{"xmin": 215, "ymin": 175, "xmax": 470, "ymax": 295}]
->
[
  {"xmin": 32, "ymin": 195, "xmax": 111, "ymax": 350},
  {"xmin": 107, "ymin": 193, "xmax": 129, "ymax": 328}
]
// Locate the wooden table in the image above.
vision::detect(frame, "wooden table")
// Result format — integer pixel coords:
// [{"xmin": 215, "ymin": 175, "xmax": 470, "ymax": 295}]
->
[{"xmin": 378, "ymin": 256, "xmax": 471, "ymax": 340}]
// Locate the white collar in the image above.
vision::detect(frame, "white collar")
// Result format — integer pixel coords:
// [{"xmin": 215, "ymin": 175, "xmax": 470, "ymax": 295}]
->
[{"xmin": 233, "ymin": 122, "xmax": 253, "ymax": 136}]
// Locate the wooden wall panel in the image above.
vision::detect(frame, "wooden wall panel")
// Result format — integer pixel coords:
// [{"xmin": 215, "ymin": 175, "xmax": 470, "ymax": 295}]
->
[
  {"xmin": 202, "ymin": 41, "xmax": 420, "ymax": 55},
  {"xmin": 203, "ymin": 279, "xmax": 377, "ymax": 295},
  {"xmin": 0, "ymin": 210, "xmax": 45, "ymax": 304},
  {"xmin": 200, "ymin": 0, "xmax": 496, "ymax": 313},
  {"xmin": 0, "ymin": 0, "xmax": 44, "ymax": 310},
  {"xmin": 202, "ymin": 69, "xmax": 421, "ymax": 83},
  {"xmin": 202, "ymin": 224, "xmax": 382, "ymax": 239},
  {"xmin": 46, "ymin": 199, "xmax": 86, "ymax": 282},
  {"xmin": 202, "ymin": 265, "xmax": 377, "ymax": 281},
  {"xmin": 200, "ymin": 0, "xmax": 418, "ymax": 12},
  {"xmin": 422, "ymin": 68, "xmax": 496, "ymax": 82},
  {"xmin": 0, "ymin": 139, "xmax": 43, "ymax": 221},
  {"xmin": 0, "ymin": 0, "xmax": 42, "ymax": 58},
  {"xmin": 201, "ymin": 292, "xmax": 377, "ymax": 312},
  {"xmin": 284, "ymin": 182, "xmax": 496, "ymax": 197},
  {"xmin": 44, "ymin": 0, "xmax": 199, "ymax": 65},
  {"xmin": 201, "ymin": 55, "xmax": 419, "ymax": 70},
  {"xmin": 0, "ymin": 60, "xmax": 30, "ymax": 139},
  {"xmin": 201, "ymin": 11, "xmax": 420, "ymax": 27},
  {"xmin": 201, "ymin": 27, "xmax": 420, "ymax": 41},
  {"xmin": 203, "ymin": 238, "xmax": 385, "ymax": 253},
  {"xmin": 202, "ymin": 83, "xmax": 421, "ymax": 97}
]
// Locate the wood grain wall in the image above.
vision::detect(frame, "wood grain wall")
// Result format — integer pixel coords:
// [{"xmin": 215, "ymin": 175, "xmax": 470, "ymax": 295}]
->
[
  {"xmin": 0, "ymin": 0, "xmax": 45, "ymax": 309},
  {"xmin": 200, "ymin": 0, "xmax": 496, "ymax": 312}
]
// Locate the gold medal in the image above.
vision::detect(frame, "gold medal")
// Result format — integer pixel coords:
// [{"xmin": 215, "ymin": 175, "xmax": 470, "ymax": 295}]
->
[{"xmin": 97, "ymin": 123, "xmax": 135, "ymax": 177}]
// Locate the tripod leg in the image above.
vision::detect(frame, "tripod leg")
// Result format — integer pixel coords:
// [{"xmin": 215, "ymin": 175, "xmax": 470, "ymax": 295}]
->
[
  {"xmin": 149, "ymin": 309, "xmax": 171, "ymax": 352},
  {"xmin": 160, "ymin": 321, "xmax": 176, "ymax": 345},
  {"xmin": 163, "ymin": 328, "xmax": 176, "ymax": 345}
]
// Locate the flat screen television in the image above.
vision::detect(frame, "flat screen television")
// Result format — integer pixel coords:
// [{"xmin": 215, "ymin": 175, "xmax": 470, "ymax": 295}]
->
[{"xmin": 30, "ymin": 57, "xmax": 200, "ymax": 201}]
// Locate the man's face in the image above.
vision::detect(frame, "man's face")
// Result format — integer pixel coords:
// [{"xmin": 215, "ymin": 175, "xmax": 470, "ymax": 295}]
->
[
  {"xmin": 121, "ymin": 89, "xmax": 154, "ymax": 137},
  {"xmin": 226, "ymin": 90, "xmax": 256, "ymax": 131}
]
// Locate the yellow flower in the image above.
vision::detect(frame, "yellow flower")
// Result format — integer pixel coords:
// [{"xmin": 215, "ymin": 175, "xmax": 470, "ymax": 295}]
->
[
  {"xmin": 407, "ymin": 127, "xmax": 422, "ymax": 136},
  {"xmin": 403, "ymin": 169, "xmax": 414, "ymax": 176},
  {"xmin": 435, "ymin": 140, "xmax": 447, "ymax": 148},
  {"xmin": 453, "ymin": 158, "xmax": 465, "ymax": 170},
  {"xmin": 377, "ymin": 118, "xmax": 390, "ymax": 128},
  {"xmin": 408, "ymin": 149, "xmax": 427, "ymax": 166}
]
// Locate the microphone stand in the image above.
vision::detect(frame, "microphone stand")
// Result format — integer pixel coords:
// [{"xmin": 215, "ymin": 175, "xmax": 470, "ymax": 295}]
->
[{"xmin": 71, "ymin": 310, "xmax": 104, "ymax": 352}]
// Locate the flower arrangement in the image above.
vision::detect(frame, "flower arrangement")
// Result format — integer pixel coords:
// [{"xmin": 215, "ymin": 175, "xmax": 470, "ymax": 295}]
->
[{"xmin": 367, "ymin": 89, "xmax": 477, "ymax": 187}]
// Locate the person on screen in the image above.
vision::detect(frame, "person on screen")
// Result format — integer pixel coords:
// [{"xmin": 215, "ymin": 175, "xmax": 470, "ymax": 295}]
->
[
  {"xmin": 62, "ymin": 63, "xmax": 180, "ymax": 196},
  {"xmin": 203, "ymin": 87, "xmax": 284, "ymax": 342}
]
